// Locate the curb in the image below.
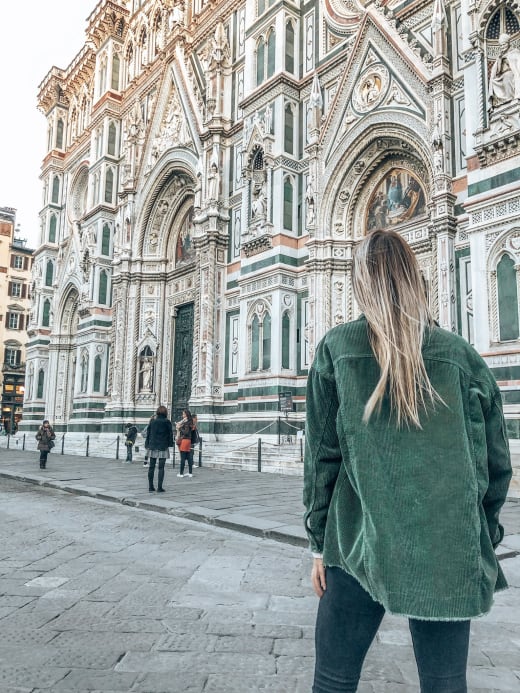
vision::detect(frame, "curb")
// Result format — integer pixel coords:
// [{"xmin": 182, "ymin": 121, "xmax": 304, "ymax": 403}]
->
[{"xmin": 0, "ymin": 470, "xmax": 308, "ymax": 549}]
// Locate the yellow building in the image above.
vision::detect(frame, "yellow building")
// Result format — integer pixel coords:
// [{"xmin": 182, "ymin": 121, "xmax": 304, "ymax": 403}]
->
[{"xmin": 0, "ymin": 207, "xmax": 33, "ymax": 433}]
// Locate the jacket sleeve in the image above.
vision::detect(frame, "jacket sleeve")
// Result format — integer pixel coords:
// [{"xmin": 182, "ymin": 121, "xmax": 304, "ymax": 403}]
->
[
  {"xmin": 303, "ymin": 338, "xmax": 342, "ymax": 554},
  {"xmin": 145, "ymin": 425, "xmax": 151, "ymax": 449},
  {"xmin": 483, "ymin": 388, "xmax": 512, "ymax": 548},
  {"xmin": 168, "ymin": 421, "xmax": 174, "ymax": 448}
]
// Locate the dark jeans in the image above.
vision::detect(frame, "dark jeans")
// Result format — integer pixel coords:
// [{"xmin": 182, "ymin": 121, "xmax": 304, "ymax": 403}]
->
[
  {"xmin": 39, "ymin": 451, "xmax": 48, "ymax": 468},
  {"xmin": 125, "ymin": 443, "xmax": 133, "ymax": 461},
  {"xmin": 148, "ymin": 458, "xmax": 166, "ymax": 490},
  {"xmin": 180, "ymin": 450, "xmax": 192, "ymax": 475},
  {"xmin": 313, "ymin": 567, "xmax": 470, "ymax": 693}
]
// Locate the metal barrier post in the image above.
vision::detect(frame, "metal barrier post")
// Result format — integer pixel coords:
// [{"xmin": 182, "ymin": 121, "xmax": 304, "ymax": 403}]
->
[
  {"xmin": 277, "ymin": 417, "xmax": 281, "ymax": 445},
  {"xmin": 300, "ymin": 436, "xmax": 304, "ymax": 463},
  {"xmin": 6, "ymin": 434, "xmax": 10, "ymax": 449},
  {"xmin": 116, "ymin": 435, "xmax": 120, "ymax": 460},
  {"xmin": 86, "ymin": 435, "xmax": 90, "ymax": 458},
  {"xmin": 198, "ymin": 438, "xmax": 202, "ymax": 467},
  {"xmin": 172, "ymin": 443, "xmax": 176, "ymax": 469},
  {"xmin": 22, "ymin": 434, "xmax": 26, "ymax": 450},
  {"xmin": 257, "ymin": 438, "xmax": 262, "ymax": 472}
]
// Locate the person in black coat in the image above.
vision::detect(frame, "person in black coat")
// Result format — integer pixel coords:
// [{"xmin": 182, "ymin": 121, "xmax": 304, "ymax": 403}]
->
[
  {"xmin": 35, "ymin": 420, "xmax": 56, "ymax": 469},
  {"xmin": 145, "ymin": 405, "xmax": 174, "ymax": 492},
  {"xmin": 124, "ymin": 423, "xmax": 138, "ymax": 462}
]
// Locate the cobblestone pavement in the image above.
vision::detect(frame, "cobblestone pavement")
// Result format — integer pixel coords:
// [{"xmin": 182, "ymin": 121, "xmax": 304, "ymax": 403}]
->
[{"xmin": 0, "ymin": 449, "xmax": 519, "ymax": 691}]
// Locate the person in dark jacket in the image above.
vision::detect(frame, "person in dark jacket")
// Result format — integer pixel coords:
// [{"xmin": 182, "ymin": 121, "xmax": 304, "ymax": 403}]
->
[
  {"xmin": 304, "ymin": 229, "xmax": 512, "ymax": 693},
  {"xmin": 124, "ymin": 423, "xmax": 138, "ymax": 462},
  {"xmin": 35, "ymin": 420, "xmax": 56, "ymax": 469},
  {"xmin": 176, "ymin": 409, "xmax": 193, "ymax": 478},
  {"xmin": 145, "ymin": 405, "xmax": 173, "ymax": 492},
  {"xmin": 188, "ymin": 414, "xmax": 200, "ymax": 474}
]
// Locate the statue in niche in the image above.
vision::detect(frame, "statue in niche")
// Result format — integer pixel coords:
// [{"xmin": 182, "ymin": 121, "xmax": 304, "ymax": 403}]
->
[
  {"xmin": 306, "ymin": 178, "xmax": 315, "ymax": 226},
  {"xmin": 175, "ymin": 210, "xmax": 195, "ymax": 264},
  {"xmin": 251, "ymin": 182, "xmax": 267, "ymax": 220},
  {"xmin": 139, "ymin": 349, "xmax": 154, "ymax": 392},
  {"xmin": 208, "ymin": 160, "xmax": 219, "ymax": 201},
  {"xmin": 488, "ymin": 33, "xmax": 520, "ymax": 110}
]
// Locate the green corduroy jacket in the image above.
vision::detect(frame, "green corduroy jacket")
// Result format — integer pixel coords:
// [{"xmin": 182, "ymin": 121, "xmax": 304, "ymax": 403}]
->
[{"xmin": 303, "ymin": 316, "xmax": 512, "ymax": 620}]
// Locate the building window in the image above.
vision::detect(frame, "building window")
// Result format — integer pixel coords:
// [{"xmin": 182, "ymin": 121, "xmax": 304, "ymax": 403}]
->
[
  {"xmin": 80, "ymin": 353, "xmax": 89, "ymax": 393},
  {"xmin": 4, "ymin": 348, "xmax": 21, "ymax": 367},
  {"xmin": 497, "ymin": 253, "xmax": 519, "ymax": 340},
  {"xmin": 284, "ymin": 105, "xmax": 294, "ymax": 154},
  {"xmin": 37, "ymin": 369, "xmax": 45, "ymax": 399},
  {"xmin": 45, "ymin": 260, "xmax": 54, "ymax": 287},
  {"xmin": 282, "ymin": 312, "xmax": 291, "ymax": 368},
  {"xmin": 42, "ymin": 299, "xmax": 51, "ymax": 327},
  {"xmin": 250, "ymin": 310, "xmax": 271, "ymax": 371},
  {"xmin": 56, "ymin": 118, "xmax": 64, "ymax": 149},
  {"xmin": 101, "ymin": 223, "xmax": 111, "ymax": 255},
  {"xmin": 98, "ymin": 270, "xmax": 108, "ymax": 305},
  {"xmin": 93, "ymin": 355, "xmax": 102, "ymax": 392},
  {"xmin": 105, "ymin": 168, "xmax": 114, "ymax": 204},
  {"xmin": 111, "ymin": 53, "xmax": 120, "ymax": 90},
  {"xmin": 9, "ymin": 282, "xmax": 22, "ymax": 298},
  {"xmin": 49, "ymin": 214, "xmax": 57, "ymax": 243},
  {"xmin": 285, "ymin": 21, "xmax": 295, "ymax": 73},
  {"xmin": 12, "ymin": 255, "xmax": 23, "ymax": 270},
  {"xmin": 283, "ymin": 177, "xmax": 294, "ymax": 231},
  {"xmin": 267, "ymin": 30, "xmax": 276, "ymax": 79},
  {"xmin": 51, "ymin": 175, "xmax": 60, "ymax": 204},
  {"xmin": 108, "ymin": 122, "xmax": 117, "ymax": 156},
  {"xmin": 7, "ymin": 313, "xmax": 23, "ymax": 330},
  {"xmin": 256, "ymin": 38, "xmax": 265, "ymax": 86}
]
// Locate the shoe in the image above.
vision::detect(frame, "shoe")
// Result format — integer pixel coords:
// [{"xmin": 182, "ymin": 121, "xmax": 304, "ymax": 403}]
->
[
  {"xmin": 143, "ymin": 461, "xmax": 148, "ymax": 467},
  {"xmin": 149, "ymin": 487, "xmax": 155, "ymax": 492},
  {"xmin": 177, "ymin": 473, "xmax": 184, "ymax": 478},
  {"xmin": 157, "ymin": 488, "xmax": 165, "ymax": 492},
  {"xmin": 188, "ymin": 474, "xmax": 193, "ymax": 478}
]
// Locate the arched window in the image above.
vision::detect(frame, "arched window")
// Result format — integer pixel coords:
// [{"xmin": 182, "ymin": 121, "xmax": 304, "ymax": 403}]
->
[
  {"xmin": 256, "ymin": 38, "xmax": 265, "ymax": 86},
  {"xmin": 262, "ymin": 312, "xmax": 271, "ymax": 369},
  {"xmin": 48, "ymin": 215, "xmax": 57, "ymax": 243},
  {"xmin": 285, "ymin": 21, "xmax": 295, "ymax": 73},
  {"xmin": 51, "ymin": 176, "xmax": 60, "ymax": 204},
  {"xmin": 101, "ymin": 223, "xmax": 111, "ymax": 255},
  {"xmin": 98, "ymin": 270, "xmax": 108, "ymax": 305},
  {"xmin": 42, "ymin": 299, "xmax": 51, "ymax": 327},
  {"xmin": 56, "ymin": 119, "xmax": 64, "ymax": 149},
  {"xmin": 257, "ymin": 0, "xmax": 265, "ymax": 15},
  {"xmin": 126, "ymin": 43, "xmax": 134, "ymax": 84},
  {"xmin": 497, "ymin": 254, "xmax": 519, "ymax": 340},
  {"xmin": 153, "ymin": 12, "xmax": 162, "ymax": 55},
  {"xmin": 99, "ymin": 55, "xmax": 108, "ymax": 95},
  {"xmin": 283, "ymin": 177, "xmax": 294, "ymax": 231},
  {"xmin": 45, "ymin": 260, "xmax": 54, "ymax": 287},
  {"xmin": 108, "ymin": 122, "xmax": 117, "ymax": 156},
  {"xmin": 284, "ymin": 104, "xmax": 294, "ymax": 154},
  {"xmin": 111, "ymin": 53, "xmax": 120, "ymax": 90},
  {"xmin": 282, "ymin": 312, "xmax": 291, "ymax": 368},
  {"xmin": 37, "ymin": 369, "xmax": 45, "ymax": 399},
  {"xmin": 105, "ymin": 168, "xmax": 114, "ymax": 204},
  {"xmin": 93, "ymin": 355, "xmax": 102, "ymax": 392},
  {"xmin": 250, "ymin": 310, "xmax": 272, "ymax": 371},
  {"xmin": 251, "ymin": 315, "xmax": 260, "ymax": 370},
  {"xmin": 486, "ymin": 6, "xmax": 520, "ymax": 40},
  {"xmin": 267, "ymin": 30, "xmax": 276, "ymax": 79}
]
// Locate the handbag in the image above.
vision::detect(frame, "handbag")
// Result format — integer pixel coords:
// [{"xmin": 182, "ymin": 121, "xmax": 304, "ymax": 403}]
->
[
  {"xmin": 179, "ymin": 438, "xmax": 191, "ymax": 452},
  {"xmin": 48, "ymin": 439, "xmax": 55, "ymax": 449}
]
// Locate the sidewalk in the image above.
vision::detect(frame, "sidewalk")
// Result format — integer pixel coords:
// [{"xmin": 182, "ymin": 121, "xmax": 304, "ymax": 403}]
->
[{"xmin": 1, "ymin": 447, "xmax": 519, "ymax": 559}]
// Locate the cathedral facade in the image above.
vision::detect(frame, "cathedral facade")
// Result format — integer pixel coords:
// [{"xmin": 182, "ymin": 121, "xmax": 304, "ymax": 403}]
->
[{"xmin": 21, "ymin": 0, "xmax": 520, "ymax": 468}]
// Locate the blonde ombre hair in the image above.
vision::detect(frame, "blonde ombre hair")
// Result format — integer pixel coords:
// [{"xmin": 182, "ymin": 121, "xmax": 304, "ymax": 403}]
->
[{"xmin": 352, "ymin": 229, "xmax": 440, "ymax": 428}]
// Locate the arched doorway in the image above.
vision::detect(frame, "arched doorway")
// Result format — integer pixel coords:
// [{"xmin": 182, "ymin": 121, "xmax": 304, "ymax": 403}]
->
[{"xmin": 54, "ymin": 289, "xmax": 79, "ymax": 424}]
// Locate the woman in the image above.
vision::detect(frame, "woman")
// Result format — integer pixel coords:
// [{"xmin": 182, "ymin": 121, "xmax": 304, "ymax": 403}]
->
[
  {"xmin": 145, "ymin": 405, "xmax": 173, "ymax": 492},
  {"xmin": 35, "ymin": 420, "xmax": 56, "ymax": 469},
  {"xmin": 303, "ymin": 229, "xmax": 512, "ymax": 693},
  {"xmin": 176, "ymin": 409, "xmax": 193, "ymax": 478}
]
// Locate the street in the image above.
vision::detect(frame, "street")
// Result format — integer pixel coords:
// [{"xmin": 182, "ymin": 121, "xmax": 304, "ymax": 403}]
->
[{"xmin": 0, "ymin": 477, "xmax": 519, "ymax": 692}]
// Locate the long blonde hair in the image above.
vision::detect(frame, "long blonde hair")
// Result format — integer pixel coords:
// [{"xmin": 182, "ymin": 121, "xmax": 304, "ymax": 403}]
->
[{"xmin": 352, "ymin": 229, "xmax": 440, "ymax": 428}]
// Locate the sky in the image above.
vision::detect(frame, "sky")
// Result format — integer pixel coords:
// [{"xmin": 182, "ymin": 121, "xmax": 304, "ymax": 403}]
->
[{"xmin": 0, "ymin": 1, "xmax": 96, "ymax": 248}]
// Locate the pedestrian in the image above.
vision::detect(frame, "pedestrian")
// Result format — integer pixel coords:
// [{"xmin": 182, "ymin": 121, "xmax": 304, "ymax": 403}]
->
[
  {"xmin": 176, "ymin": 409, "xmax": 193, "ymax": 478},
  {"xmin": 124, "ymin": 423, "xmax": 138, "ymax": 462},
  {"xmin": 189, "ymin": 413, "xmax": 200, "ymax": 474},
  {"xmin": 304, "ymin": 229, "xmax": 512, "ymax": 693},
  {"xmin": 35, "ymin": 419, "xmax": 56, "ymax": 470},
  {"xmin": 145, "ymin": 405, "xmax": 173, "ymax": 492}
]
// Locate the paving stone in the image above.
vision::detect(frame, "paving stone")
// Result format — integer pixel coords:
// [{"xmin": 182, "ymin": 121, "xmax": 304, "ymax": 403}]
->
[
  {"xmin": 214, "ymin": 635, "xmax": 274, "ymax": 654},
  {"xmin": 204, "ymin": 674, "xmax": 301, "ymax": 692},
  {"xmin": 51, "ymin": 670, "xmax": 138, "ymax": 691},
  {"xmin": 154, "ymin": 632, "xmax": 218, "ymax": 652},
  {"xmin": 116, "ymin": 651, "xmax": 277, "ymax": 675}
]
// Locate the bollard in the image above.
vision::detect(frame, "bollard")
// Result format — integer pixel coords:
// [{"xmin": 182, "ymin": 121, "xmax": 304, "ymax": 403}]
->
[
  {"xmin": 6, "ymin": 434, "xmax": 10, "ymax": 450},
  {"xmin": 116, "ymin": 435, "xmax": 120, "ymax": 460},
  {"xmin": 172, "ymin": 443, "xmax": 176, "ymax": 469},
  {"xmin": 257, "ymin": 438, "xmax": 262, "ymax": 472},
  {"xmin": 86, "ymin": 435, "xmax": 90, "ymax": 458},
  {"xmin": 22, "ymin": 433, "xmax": 26, "ymax": 450},
  {"xmin": 198, "ymin": 438, "xmax": 202, "ymax": 467},
  {"xmin": 300, "ymin": 436, "xmax": 304, "ymax": 463},
  {"xmin": 61, "ymin": 434, "xmax": 65, "ymax": 454},
  {"xmin": 277, "ymin": 417, "xmax": 281, "ymax": 446}
]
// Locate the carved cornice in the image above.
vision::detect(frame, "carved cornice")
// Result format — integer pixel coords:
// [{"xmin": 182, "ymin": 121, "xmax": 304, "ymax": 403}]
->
[
  {"xmin": 87, "ymin": 0, "xmax": 130, "ymax": 48},
  {"xmin": 242, "ymin": 234, "xmax": 272, "ymax": 257}
]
